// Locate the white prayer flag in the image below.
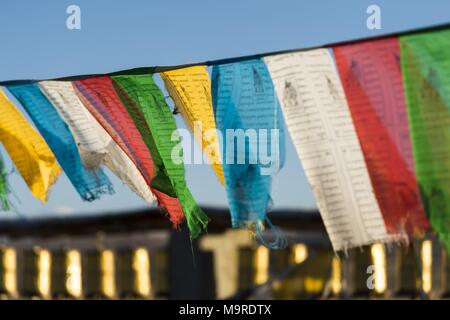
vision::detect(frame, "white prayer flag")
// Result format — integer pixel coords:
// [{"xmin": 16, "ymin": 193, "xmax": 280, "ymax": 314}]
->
[{"xmin": 265, "ymin": 49, "xmax": 392, "ymax": 251}]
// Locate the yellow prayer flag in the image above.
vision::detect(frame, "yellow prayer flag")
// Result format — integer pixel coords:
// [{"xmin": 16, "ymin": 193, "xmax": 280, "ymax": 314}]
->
[
  {"xmin": 161, "ymin": 66, "xmax": 224, "ymax": 184},
  {"xmin": 0, "ymin": 89, "xmax": 60, "ymax": 202}
]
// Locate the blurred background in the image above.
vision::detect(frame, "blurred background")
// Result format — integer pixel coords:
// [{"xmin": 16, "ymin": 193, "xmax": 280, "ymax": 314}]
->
[
  {"xmin": 0, "ymin": 207, "xmax": 447, "ymax": 299},
  {"xmin": 0, "ymin": 0, "xmax": 449, "ymax": 299}
]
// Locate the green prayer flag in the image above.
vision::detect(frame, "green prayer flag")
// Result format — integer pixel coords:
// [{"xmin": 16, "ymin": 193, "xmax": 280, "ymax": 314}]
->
[
  {"xmin": 111, "ymin": 74, "xmax": 208, "ymax": 238},
  {"xmin": 0, "ymin": 154, "xmax": 10, "ymax": 211},
  {"xmin": 400, "ymin": 29, "xmax": 450, "ymax": 248}
]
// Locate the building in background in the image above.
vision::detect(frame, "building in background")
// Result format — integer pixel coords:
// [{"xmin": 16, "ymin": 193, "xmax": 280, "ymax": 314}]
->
[{"xmin": 0, "ymin": 207, "xmax": 447, "ymax": 300}]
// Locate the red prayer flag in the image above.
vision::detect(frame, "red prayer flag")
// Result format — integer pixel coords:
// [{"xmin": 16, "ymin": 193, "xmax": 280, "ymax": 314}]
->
[{"xmin": 333, "ymin": 37, "xmax": 429, "ymax": 235}]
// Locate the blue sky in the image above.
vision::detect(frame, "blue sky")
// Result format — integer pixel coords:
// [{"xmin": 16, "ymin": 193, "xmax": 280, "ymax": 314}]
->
[{"xmin": 0, "ymin": 0, "xmax": 449, "ymax": 218}]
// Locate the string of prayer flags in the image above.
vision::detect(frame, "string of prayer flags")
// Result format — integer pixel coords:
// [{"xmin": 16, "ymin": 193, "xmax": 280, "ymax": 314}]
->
[
  {"xmin": 3, "ymin": 23, "xmax": 450, "ymax": 251},
  {"xmin": 161, "ymin": 66, "xmax": 225, "ymax": 184},
  {"xmin": 0, "ymin": 88, "xmax": 60, "ymax": 202},
  {"xmin": 333, "ymin": 38, "xmax": 430, "ymax": 236},
  {"xmin": 111, "ymin": 74, "xmax": 208, "ymax": 238},
  {"xmin": 264, "ymin": 50, "xmax": 393, "ymax": 251},
  {"xmin": 0, "ymin": 154, "xmax": 10, "ymax": 210},
  {"xmin": 7, "ymin": 84, "xmax": 114, "ymax": 202},
  {"xmin": 73, "ymin": 76, "xmax": 184, "ymax": 226},
  {"xmin": 400, "ymin": 29, "xmax": 450, "ymax": 249},
  {"xmin": 211, "ymin": 59, "xmax": 286, "ymax": 249}
]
